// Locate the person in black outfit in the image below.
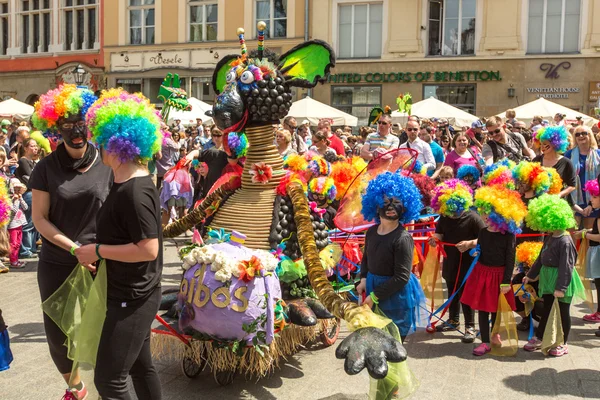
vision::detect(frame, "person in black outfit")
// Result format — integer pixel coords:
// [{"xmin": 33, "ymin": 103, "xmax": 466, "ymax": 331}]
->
[
  {"xmin": 15, "ymin": 137, "xmax": 40, "ymax": 258},
  {"xmin": 185, "ymin": 127, "xmax": 228, "ymax": 201}
]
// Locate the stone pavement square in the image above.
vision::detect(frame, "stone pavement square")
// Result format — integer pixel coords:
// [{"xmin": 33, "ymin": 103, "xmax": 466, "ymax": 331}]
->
[{"xmin": 1, "ymin": 239, "xmax": 599, "ymax": 399}]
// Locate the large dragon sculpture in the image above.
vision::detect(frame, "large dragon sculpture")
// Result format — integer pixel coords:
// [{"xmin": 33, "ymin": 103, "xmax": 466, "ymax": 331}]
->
[{"xmin": 158, "ymin": 73, "xmax": 192, "ymax": 121}]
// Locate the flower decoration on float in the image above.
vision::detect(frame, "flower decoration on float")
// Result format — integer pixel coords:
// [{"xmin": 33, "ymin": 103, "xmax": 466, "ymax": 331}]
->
[
  {"xmin": 474, "ymin": 185, "xmax": 527, "ymax": 234},
  {"xmin": 238, "ymin": 255, "xmax": 265, "ymax": 282},
  {"xmin": 32, "ymin": 84, "xmax": 97, "ymax": 131},
  {"xmin": 482, "ymin": 159, "xmax": 516, "ymax": 189},
  {"xmin": 86, "ymin": 88, "xmax": 162, "ymax": 163},
  {"xmin": 361, "ymin": 172, "xmax": 422, "ymax": 224},
  {"xmin": 515, "ymin": 241, "xmax": 543, "ymax": 273},
  {"xmin": 512, "ymin": 161, "xmax": 562, "ymax": 196},
  {"xmin": 224, "ymin": 131, "xmax": 249, "ymax": 159},
  {"xmin": 536, "ymin": 125, "xmax": 570, "ymax": 154},
  {"xmin": 525, "ymin": 194, "xmax": 576, "ymax": 232},
  {"xmin": 430, "ymin": 179, "xmax": 473, "ymax": 218},
  {"xmin": 250, "ymin": 162, "xmax": 273, "ymax": 184}
]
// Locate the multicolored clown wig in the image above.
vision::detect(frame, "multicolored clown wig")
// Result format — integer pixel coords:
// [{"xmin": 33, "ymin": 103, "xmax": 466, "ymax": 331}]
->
[
  {"xmin": 225, "ymin": 132, "xmax": 248, "ymax": 159},
  {"xmin": 512, "ymin": 161, "xmax": 562, "ymax": 196},
  {"xmin": 482, "ymin": 159, "xmax": 516, "ymax": 189},
  {"xmin": 308, "ymin": 177, "xmax": 337, "ymax": 204},
  {"xmin": 87, "ymin": 88, "xmax": 162, "ymax": 163},
  {"xmin": 330, "ymin": 156, "xmax": 367, "ymax": 201},
  {"xmin": 0, "ymin": 175, "xmax": 11, "ymax": 228},
  {"xmin": 536, "ymin": 125, "xmax": 570, "ymax": 154},
  {"xmin": 515, "ymin": 241, "xmax": 543, "ymax": 273},
  {"xmin": 474, "ymin": 186, "xmax": 527, "ymax": 234},
  {"xmin": 456, "ymin": 164, "xmax": 481, "ymax": 183},
  {"xmin": 525, "ymin": 194, "xmax": 576, "ymax": 232},
  {"xmin": 307, "ymin": 156, "xmax": 331, "ymax": 177},
  {"xmin": 361, "ymin": 172, "xmax": 422, "ymax": 224},
  {"xmin": 431, "ymin": 179, "xmax": 473, "ymax": 217},
  {"xmin": 32, "ymin": 84, "xmax": 97, "ymax": 131},
  {"xmin": 584, "ymin": 179, "xmax": 600, "ymax": 197},
  {"xmin": 409, "ymin": 173, "xmax": 436, "ymax": 207}
]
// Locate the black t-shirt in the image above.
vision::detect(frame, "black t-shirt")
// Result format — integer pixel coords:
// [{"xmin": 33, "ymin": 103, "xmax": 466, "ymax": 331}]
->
[
  {"xmin": 533, "ymin": 155, "xmax": 576, "ymax": 205},
  {"xmin": 15, "ymin": 157, "xmax": 35, "ymax": 190},
  {"xmin": 95, "ymin": 175, "xmax": 163, "ymax": 302},
  {"xmin": 360, "ymin": 224, "xmax": 414, "ymax": 300},
  {"xmin": 477, "ymin": 228, "xmax": 516, "ymax": 284},
  {"xmin": 518, "ymin": 195, "xmax": 543, "ymax": 245},
  {"xmin": 198, "ymin": 147, "xmax": 228, "ymax": 196},
  {"xmin": 29, "ymin": 151, "xmax": 113, "ymax": 266},
  {"xmin": 435, "ymin": 211, "xmax": 486, "ymax": 270}
]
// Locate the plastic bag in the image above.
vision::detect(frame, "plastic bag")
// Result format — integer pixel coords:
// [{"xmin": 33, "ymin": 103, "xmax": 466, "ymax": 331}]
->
[
  {"xmin": 490, "ymin": 293, "xmax": 518, "ymax": 356},
  {"xmin": 420, "ymin": 247, "xmax": 444, "ymax": 315},
  {"xmin": 541, "ymin": 298, "xmax": 564, "ymax": 356},
  {"xmin": 277, "ymin": 258, "xmax": 307, "ymax": 284},
  {"xmin": 575, "ymin": 239, "xmax": 595, "ymax": 312}
]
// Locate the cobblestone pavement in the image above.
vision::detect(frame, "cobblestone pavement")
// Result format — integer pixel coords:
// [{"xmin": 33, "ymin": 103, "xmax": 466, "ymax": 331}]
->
[{"xmin": 1, "ymin": 239, "xmax": 599, "ymax": 399}]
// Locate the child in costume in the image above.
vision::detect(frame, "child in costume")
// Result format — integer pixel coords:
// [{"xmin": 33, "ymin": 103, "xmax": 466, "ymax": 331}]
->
[
  {"xmin": 513, "ymin": 241, "xmax": 544, "ymax": 330},
  {"xmin": 0, "ymin": 309, "xmax": 13, "ymax": 371},
  {"xmin": 307, "ymin": 176, "xmax": 337, "ymax": 230},
  {"xmin": 7, "ymin": 179, "xmax": 28, "ymax": 269},
  {"xmin": 430, "ymin": 179, "xmax": 485, "ymax": 342},
  {"xmin": 437, "ymin": 166, "xmax": 454, "ymax": 183},
  {"xmin": 456, "ymin": 165, "xmax": 481, "ymax": 192},
  {"xmin": 356, "ymin": 172, "xmax": 426, "ymax": 341},
  {"xmin": 461, "ymin": 185, "xmax": 527, "ymax": 356}
]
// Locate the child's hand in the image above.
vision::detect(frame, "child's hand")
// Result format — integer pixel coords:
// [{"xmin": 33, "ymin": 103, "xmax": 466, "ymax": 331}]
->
[
  {"xmin": 428, "ymin": 237, "xmax": 437, "ymax": 247},
  {"xmin": 554, "ymin": 290, "xmax": 565, "ymax": 298},
  {"xmin": 500, "ymin": 285, "xmax": 511, "ymax": 294},
  {"xmin": 522, "ymin": 276, "xmax": 530, "ymax": 284},
  {"xmin": 456, "ymin": 241, "xmax": 470, "ymax": 253}
]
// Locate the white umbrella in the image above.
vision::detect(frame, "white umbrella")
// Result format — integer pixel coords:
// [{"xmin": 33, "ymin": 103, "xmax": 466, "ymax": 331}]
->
[
  {"xmin": 167, "ymin": 97, "xmax": 213, "ymax": 126},
  {"xmin": 391, "ymin": 97, "xmax": 479, "ymax": 128},
  {"xmin": 496, "ymin": 98, "xmax": 599, "ymax": 128},
  {"xmin": 0, "ymin": 98, "xmax": 35, "ymax": 120},
  {"xmin": 287, "ymin": 96, "xmax": 358, "ymax": 126}
]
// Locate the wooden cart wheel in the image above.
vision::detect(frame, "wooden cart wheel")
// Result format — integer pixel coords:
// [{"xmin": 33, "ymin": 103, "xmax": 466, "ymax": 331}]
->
[
  {"xmin": 181, "ymin": 355, "xmax": 204, "ymax": 379},
  {"xmin": 320, "ymin": 318, "xmax": 341, "ymax": 347},
  {"xmin": 214, "ymin": 370, "xmax": 236, "ymax": 386}
]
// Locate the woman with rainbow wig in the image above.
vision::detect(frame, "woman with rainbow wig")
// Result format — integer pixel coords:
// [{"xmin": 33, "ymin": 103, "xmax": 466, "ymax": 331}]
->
[
  {"xmin": 430, "ymin": 179, "xmax": 485, "ymax": 342},
  {"xmin": 72, "ymin": 88, "xmax": 163, "ymax": 399},
  {"xmin": 523, "ymin": 194, "xmax": 584, "ymax": 356},
  {"xmin": 460, "ymin": 185, "xmax": 527, "ymax": 356},
  {"xmin": 533, "ymin": 125, "xmax": 576, "ymax": 205},
  {"xmin": 30, "ymin": 84, "xmax": 111, "ymax": 400},
  {"xmin": 308, "ymin": 176, "xmax": 337, "ymax": 229},
  {"xmin": 356, "ymin": 172, "xmax": 426, "ymax": 339}
]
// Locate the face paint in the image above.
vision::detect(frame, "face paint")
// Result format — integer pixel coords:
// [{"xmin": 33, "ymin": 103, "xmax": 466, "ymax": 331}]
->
[
  {"xmin": 59, "ymin": 118, "xmax": 87, "ymax": 149},
  {"xmin": 378, "ymin": 197, "xmax": 404, "ymax": 221}
]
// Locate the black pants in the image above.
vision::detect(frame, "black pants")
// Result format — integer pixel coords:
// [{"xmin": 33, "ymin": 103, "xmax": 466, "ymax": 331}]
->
[
  {"xmin": 478, "ymin": 311, "xmax": 497, "ymax": 343},
  {"xmin": 443, "ymin": 262, "xmax": 474, "ymax": 327},
  {"xmin": 595, "ymin": 278, "xmax": 600, "ymax": 313},
  {"xmin": 94, "ymin": 288, "xmax": 162, "ymax": 400},
  {"xmin": 536, "ymin": 294, "xmax": 572, "ymax": 343},
  {"xmin": 37, "ymin": 260, "xmax": 78, "ymax": 374}
]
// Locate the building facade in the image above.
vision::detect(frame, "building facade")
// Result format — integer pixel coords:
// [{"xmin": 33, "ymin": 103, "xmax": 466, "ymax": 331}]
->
[
  {"xmin": 0, "ymin": 0, "xmax": 104, "ymax": 104},
  {"xmin": 311, "ymin": 0, "xmax": 600, "ymax": 125},
  {"xmin": 103, "ymin": 0, "xmax": 309, "ymax": 110}
]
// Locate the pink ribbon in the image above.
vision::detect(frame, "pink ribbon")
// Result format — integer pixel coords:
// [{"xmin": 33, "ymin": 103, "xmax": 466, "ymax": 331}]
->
[{"xmin": 309, "ymin": 201, "xmax": 327, "ymax": 218}]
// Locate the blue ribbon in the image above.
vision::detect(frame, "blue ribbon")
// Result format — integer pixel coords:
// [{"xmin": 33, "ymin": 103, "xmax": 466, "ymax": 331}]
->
[{"xmin": 514, "ymin": 283, "xmax": 535, "ymax": 340}]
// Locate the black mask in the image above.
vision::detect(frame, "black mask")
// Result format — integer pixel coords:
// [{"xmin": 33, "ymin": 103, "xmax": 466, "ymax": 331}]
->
[
  {"xmin": 59, "ymin": 117, "xmax": 87, "ymax": 149},
  {"xmin": 378, "ymin": 201, "xmax": 404, "ymax": 221}
]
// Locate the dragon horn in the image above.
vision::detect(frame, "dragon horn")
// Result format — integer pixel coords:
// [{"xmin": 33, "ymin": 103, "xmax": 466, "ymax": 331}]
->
[
  {"xmin": 257, "ymin": 21, "xmax": 266, "ymax": 60},
  {"xmin": 237, "ymin": 27, "xmax": 247, "ymax": 55}
]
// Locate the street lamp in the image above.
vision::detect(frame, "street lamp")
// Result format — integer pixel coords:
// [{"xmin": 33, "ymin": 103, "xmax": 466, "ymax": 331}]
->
[{"xmin": 72, "ymin": 64, "xmax": 87, "ymax": 86}]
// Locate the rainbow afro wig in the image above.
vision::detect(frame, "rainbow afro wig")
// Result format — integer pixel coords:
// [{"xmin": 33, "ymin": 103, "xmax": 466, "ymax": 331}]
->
[
  {"xmin": 409, "ymin": 173, "xmax": 436, "ymax": 207},
  {"xmin": 225, "ymin": 132, "xmax": 248, "ymax": 159},
  {"xmin": 482, "ymin": 159, "xmax": 516, "ymax": 189},
  {"xmin": 32, "ymin": 84, "xmax": 97, "ymax": 131},
  {"xmin": 584, "ymin": 179, "xmax": 600, "ymax": 197},
  {"xmin": 512, "ymin": 161, "xmax": 562, "ymax": 196},
  {"xmin": 536, "ymin": 125, "xmax": 569, "ymax": 154},
  {"xmin": 474, "ymin": 186, "xmax": 527, "ymax": 234},
  {"xmin": 307, "ymin": 156, "xmax": 331, "ymax": 177},
  {"xmin": 515, "ymin": 241, "xmax": 543, "ymax": 272},
  {"xmin": 0, "ymin": 175, "xmax": 10, "ymax": 228},
  {"xmin": 284, "ymin": 153, "xmax": 309, "ymax": 174},
  {"xmin": 308, "ymin": 177, "xmax": 337, "ymax": 203},
  {"xmin": 431, "ymin": 179, "xmax": 473, "ymax": 217},
  {"xmin": 525, "ymin": 194, "xmax": 576, "ymax": 232},
  {"xmin": 87, "ymin": 88, "xmax": 162, "ymax": 163},
  {"xmin": 457, "ymin": 164, "xmax": 481, "ymax": 182},
  {"xmin": 361, "ymin": 172, "xmax": 422, "ymax": 224}
]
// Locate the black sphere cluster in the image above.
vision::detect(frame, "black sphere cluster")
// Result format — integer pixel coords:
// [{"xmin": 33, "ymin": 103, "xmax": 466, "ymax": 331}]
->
[
  {"xmin": 311, "ymin": 215, "xmax": 329, "ymax": 250},
  {"xmin": 246, "ymin": 76, "xmax": 293, "ymax": 123}
]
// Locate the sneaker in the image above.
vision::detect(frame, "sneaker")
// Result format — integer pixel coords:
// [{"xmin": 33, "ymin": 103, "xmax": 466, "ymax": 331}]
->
[
  {"xmin": 9, "ymin": 261, "xmax": 26, "ymax": 269},
  {"xmin": 472, "ymin": 343, "xmax": 491, "ymax": 356},
  {"xmin": 462, "ymin": 327, "xmax": 477, "ymax": 343},
  {"xmin": 491, "ymin": 333, "xmax": 502, "ymax": 347},
  {"xmin": 517, "ymin": 318, "xmax": 530, "ymax": 331},
  {"xmin": 62, "ymin": 384, "xmax": 88, "ymax": 400},
  {"xmin": 435, "ymin": 319, "xmax": 459, "ymax": 332},
  {"xmin": 548, "ymin": 344, "xmax": 569, "ymax": 357},
  {"xmin": 583, "ymin": 312, "xmax": 600, "ymax": 323},
  {"xmin": 524, "ymin": 336, "xmax": 542, "ymax": 352}
]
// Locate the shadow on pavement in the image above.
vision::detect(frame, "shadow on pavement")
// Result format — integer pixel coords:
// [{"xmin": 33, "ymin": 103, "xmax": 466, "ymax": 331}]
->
[
  {"xmin": 8, "ymin": 322, "xmax": 47, "ymax": 343},
  {"xmin": 502, "ymin": 367, "xmax": 600, "ymax": 398}
]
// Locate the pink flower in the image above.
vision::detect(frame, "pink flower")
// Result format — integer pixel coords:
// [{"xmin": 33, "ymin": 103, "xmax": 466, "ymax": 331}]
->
[{"xmin": 250, "ymin": 162, "xmax": 273, "ymax": 184}]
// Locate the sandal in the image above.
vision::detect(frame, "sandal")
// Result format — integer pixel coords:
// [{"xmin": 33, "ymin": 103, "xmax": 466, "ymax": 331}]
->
[
  {"xmin": 583, "ymin": 312, "xmax": 600, "ymax": 323},
  {"xmin": 473, "ymin": 343, "xmax": 491, "ymax": 356},
  {"xmin": 10, "ymin": 261, "xmax": 26, "ymax": 269}
]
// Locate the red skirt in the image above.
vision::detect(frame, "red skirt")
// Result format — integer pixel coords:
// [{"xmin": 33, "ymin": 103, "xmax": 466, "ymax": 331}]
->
[{"xmin": 460, "ymin": 262, "xmax": 516, "ymax": 313}]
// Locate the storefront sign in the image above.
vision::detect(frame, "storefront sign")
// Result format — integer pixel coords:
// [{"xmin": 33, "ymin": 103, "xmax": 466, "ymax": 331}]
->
[
  {"xmin": 526, "ymin": 87, "xmax": 580, "ymax": 99},
  {"xmin": 589, "ymin": 81, "xmax": 600, "ymax": 101},
  {"xmin": 327, "ymin": 70, "xmax": 501, "ymax": 84},
  {"xmin": 110, "ymin": 48, "xmax": 240, "ymax": 72},
  {"xmin": 540, "ymin": 62, "xmax": 571, "ymax": 79}
]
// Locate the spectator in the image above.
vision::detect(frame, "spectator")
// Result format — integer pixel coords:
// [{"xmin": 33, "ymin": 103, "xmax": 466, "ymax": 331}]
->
[
  {"xmin": 505, "ymin": 109, "xmax": 517, "ymax": 127},
  {"xmin": 0, "ymin": 132, "xmax": 10, "ymax": 156},
  {"xmin": 196, "ymin": 118, "xmax": 204, "ymax": 136},
  {"xmin": 297, "ymin": 124, "xmax": 311, "ymax": 147},
  {"xmin": 439, "ymin": 134, "xmax": 453, "ymax": 157},
  {"xmin": 554, "ymin": 113, "xmax": 567, "ymax": 126},
  {"xmin": 576, "ymin": 116, "xmax": 585, "ymax": 126},
  {"xmin": 155, "ymin": 129, "xmax": 179, "ymax": 190},
  {"xmin": 437, "ymin": 118, "xmax": 455, "ymax": 137},
  {"xmin": 466, "ymin": 120, "xmax": 484, "ymax": 150},
  {"xmin": 399, "ymin": 120, "xmax": 436, "ymax": 172},
  {"xmin": 7, "ymin": 178, "xmax": 28, "ymax": 268},
  {"xmin": 309, "ymin": 130, "xmax": 337, "ymax": 159},
  {"xmin": 530, "ymin": 115, "xmax": 544, "ymax": 133},
  {"xmin": 15, "ymin": 138, "xmax": 40, "ymax": 258},
  {"xmin": 360, "ymin": 113, "xmax": 400, "ymax": 161},
  {"xmin": 283, "ymin": 116, "xmax": 307, "ymax": 155},
  {"xmin": 318, "ymin": 119, "xmax": 345, "ymax": 156},
  {"xmin": 9, "ymin": 126, "xmax": 30, "ymax": 161},
  {"xmin": 443, "ymin": 132, "xmax": 481, "ymax": 175},
  {"xmin": 173, "ymin": 118, "xmax": 185, "ymax": 133},
  {"xmin": 437, "ymin": 165, "xmax": 454, "ymax": 183},
  {"xmin": 482, "ymin": 116, "xmax": 533, "ymax": 165},
  {"xmin": 275, "ymin": 128, "xmax": 298, "ymax": 158},
  {"xmin": 419, "ymin": 126, "xmax": 444, "ymax": 179}
]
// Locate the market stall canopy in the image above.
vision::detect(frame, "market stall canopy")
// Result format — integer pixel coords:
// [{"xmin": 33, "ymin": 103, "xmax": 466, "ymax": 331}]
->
[
  {"xmin": 167, "ymin": 97, "xmax": 213, "ymax": 126},
  {"xmin": 287, "ymin": 96, "xmax": 358, "ymax": 126},
  {"xmin": 0, "ymin": 98, "xmax": 35, "ymax": 120},
  {"xmin": 390, "ymin": 97, "xmax": 479, "ymax": 128},
  {"xmin": 496, "ymin": 98, "xmax": 599, "ymax": 128}
]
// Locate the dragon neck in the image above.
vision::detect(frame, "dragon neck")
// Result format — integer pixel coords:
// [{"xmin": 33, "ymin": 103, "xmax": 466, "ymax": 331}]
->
[{"xmin": 241, "ymin": 124, "xmax": 285, "ymax": 190}]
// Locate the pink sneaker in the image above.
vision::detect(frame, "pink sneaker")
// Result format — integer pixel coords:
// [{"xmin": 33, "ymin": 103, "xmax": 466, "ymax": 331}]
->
[
  {"xmin": 548, "ymin": 344, "xmax": 569, "ymax": 357},
  {"xmin": 524, "ymin": 336, "xmax": 542, "ymax": 352},
  {"xmin": 583, "ymin": 312, "xmax": 600, "ymax": 323},
  {"xmin": 473, "ymin": 343, "xmax": 491, "ymax": 356},
  {"xmin": 491, "ymin": 333, "xmax": 502, "ymax": 347},
  {"xmin": 61, "ymin": 384, "xmax": 88, "ymax": 400}
]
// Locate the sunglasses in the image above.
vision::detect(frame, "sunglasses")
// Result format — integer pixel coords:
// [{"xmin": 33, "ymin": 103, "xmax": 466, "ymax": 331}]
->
[
  {"xmin": 575, "ymin": 131, "xmax": 589, "ymax": 137},
  {"xmin": 60, "ymin": 121, "xmax": 85, "ymax": 130},
  {"xmin": 212, "ymin": 134, "xmax": 223, "ymax": 137},
  {"xmin": 406, "ymin": 128, "xmax": 419, "ymax": 132},
  {"xmin": 491, "ymin": 128, "xmax": 502, "ymax": 135},
  {"xmin": 377, "ymin": 121, "xmax": 389, "ymax": 125}
]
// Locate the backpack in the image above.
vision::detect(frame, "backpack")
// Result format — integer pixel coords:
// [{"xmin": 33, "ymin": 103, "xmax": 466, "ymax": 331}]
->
[{"xmin": 489, "ymin": 132, "xmax": 526, "ymax": 163}]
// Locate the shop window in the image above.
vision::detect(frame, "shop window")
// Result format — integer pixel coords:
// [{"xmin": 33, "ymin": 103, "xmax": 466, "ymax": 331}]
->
[
  {"xmin": 423, "ymin": 84, "xmax": 476, "ymax": 114},
  {"xmin": 338, "ymin": 3, "xmax": 382, "ymax": 59},
  {"xmin": 63, "ymin": 0, "xmax": 98, "ymax": 51},
  {"xmin": 117, "ymin": 79, "xmax": 142, "ymax": 94},
  {"xmin": 332, "ymin": 86, "xmax": 381, "ymax": 127},
  {"xmin": 0, "ymin": 2, "xmax": 8, "ymax": 56},
  {"xmin": 129, "ymin": 0, "xmax": 155, "ymax": 45},
  {"xmin": 192, "ymin": 78, "xmax": 215, "ymax": 104},
  {"xmin": 528, "ymin": 0, "xmax": 580, "ymax": 54},
  {"xmin": 256, "ymin": 0, "xmax": 287, "ymax": 39},
  {"xmin": 189, "ymin": 1, "xmax": 218, "ymax": 42},
  {"xmin": 20, "ymin": 0, "xmax": 51, "ymax": 53},
  {"xmin": 428, "ymin": 0, "xmax": 475, "ymax": 56}
]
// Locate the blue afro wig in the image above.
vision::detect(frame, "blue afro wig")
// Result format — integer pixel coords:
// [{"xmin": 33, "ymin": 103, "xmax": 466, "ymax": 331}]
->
[
  {"xmin": 361, "ymin": 172, "xmax": 423, "ymax": 223},
  {"xmin": 457, "ymin": 164, "xmax": 481, "ymax": 181},
  {"xmin": 537, "ymin": 125, "xmax": 569, "ymax": 154}
]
